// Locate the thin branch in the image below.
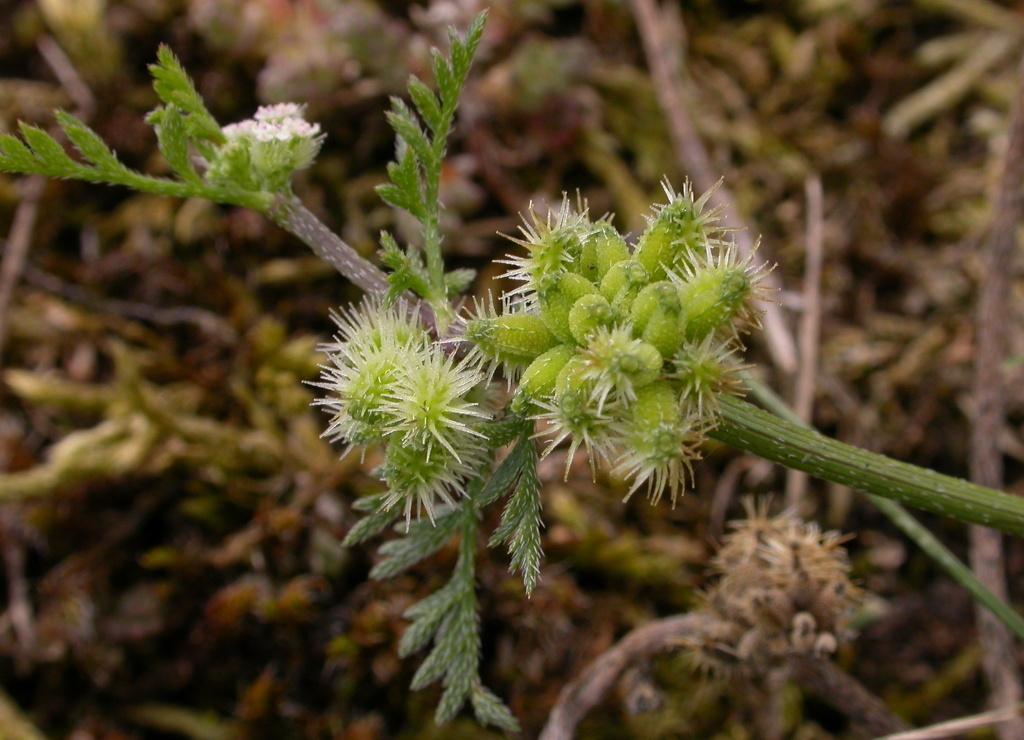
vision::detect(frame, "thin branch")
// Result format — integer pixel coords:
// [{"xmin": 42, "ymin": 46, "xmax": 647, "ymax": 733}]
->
[
  {"xmin": 790, "ymin": 656, "xmax": 910, "ymax": 736},
  {"xmin": 539, "ymin": 614, "xmax": 709, "ymax": 740},
  {"xmin": 785, "ymin": 175, "xmax": 825, "ymax": 510},
  {"xmin": 968, "ymin": 52, "xmax": 1024, "ymax": 740},
  {"xmin": 627, "ymin": 0, "xmax": 797, "ymax": 374},
  {"xmin": 877, "ymin": 703, "xmax": 1024, "ymax": 740},
  {"xmin": 37, "ymin": 35, "xmax": 95, "ymax": 119},
  {"xmin": 268, "ymin": 194, "xmax": 390, "ymax": 298},
  {"xmin": 540, "ymin": 611, "xmax": 907, "ymax": 739},
  {"xmin": 0, "ymin": 177, "xmax": 45, "ymax": 372}
]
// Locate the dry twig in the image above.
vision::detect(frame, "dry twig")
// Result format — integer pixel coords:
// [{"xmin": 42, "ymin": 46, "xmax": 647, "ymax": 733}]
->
[
  {"xmin": 539, "ymin": 614, "xmax": 709, "ymax": 740},
  {"xmin": 967, "ymin": 54, "xmax": 1024, "ymax": 740},
  {"xmin": 540, "ymin": 613, "xmax": 908, "ymax": 738},
  {"xmin": 0, "ymin": 177, "xmax": 45, "ymax": 372},
  {"xmin": 785, "ymin": 175, "xmax": 825, "ymax": 511}
]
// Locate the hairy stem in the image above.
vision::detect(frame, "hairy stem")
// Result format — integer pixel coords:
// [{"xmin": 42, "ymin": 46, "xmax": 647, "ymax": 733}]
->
[
  {"xmin": 268, "ymin": 193, "xmax": 390, "ymax": 297},
  {"xmin": 711, "ymin": 396, "xmax": 1024, "ymax": 537}
]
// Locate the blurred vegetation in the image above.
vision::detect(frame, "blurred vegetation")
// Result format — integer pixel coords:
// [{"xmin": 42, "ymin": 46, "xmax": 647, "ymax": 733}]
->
[{"xmin": 2, "ymin": 0, "xmax": 1024, "ymax": 737}]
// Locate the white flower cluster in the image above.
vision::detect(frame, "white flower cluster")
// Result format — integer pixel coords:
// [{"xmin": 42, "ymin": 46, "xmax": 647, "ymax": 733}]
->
[
  {"xmin": 207, "ymin": 103, "xmax": 325, "ymax": 192},
  {"xmin": 221, "ymin": 104, "xmax": 322, "ymax": 143}
]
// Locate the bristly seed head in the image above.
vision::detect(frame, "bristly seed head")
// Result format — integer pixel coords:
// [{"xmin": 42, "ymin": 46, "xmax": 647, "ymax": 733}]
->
[
  {"xmin": 314, "ymin": 300, "xmax": 493, "ymax": 525},
  {"xmin": 454, "ymin": 180, "xmax": 767, "ymax": 505}
]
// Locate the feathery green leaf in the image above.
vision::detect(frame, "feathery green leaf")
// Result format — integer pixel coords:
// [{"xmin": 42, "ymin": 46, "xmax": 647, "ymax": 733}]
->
[
  {"xmin": 489, "ymin": 438, "xmax": 543, "ymax": 595},
  {"xmin": 149, "ymin": 46, "xmax": 224, "ymax": 141},
  {"xmin": 151, "ymin": 106, "xmax": 202, "ymax": 186},
  {"xmin": 407, "ymin": 77, "xmax": 444, "ymax": 136},
  {"xmin": 470, "ymin": 686, "xmax": 520, "ymax": 732},
  {"xmin": 370, "ymin": 509, "xmax": 461, "ymax": 579},
  {"xmin": 55, "ymin": 111, "xmax": 123, "ymax": 172}
]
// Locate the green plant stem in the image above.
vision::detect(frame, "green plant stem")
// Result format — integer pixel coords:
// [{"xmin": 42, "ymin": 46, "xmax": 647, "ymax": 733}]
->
[
  {"xmin": 740, "ymin": 376, "xmax": 1024, "ymax": 642},
  {"xmin": 712, "ymin": 395, "xmax": 1024, "ymax": 537},
  {"xmin": 268, "ymin": 194, "xmax": 390, "ymax": 297}
]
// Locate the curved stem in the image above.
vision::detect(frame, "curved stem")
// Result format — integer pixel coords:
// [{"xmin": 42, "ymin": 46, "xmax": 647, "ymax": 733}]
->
[
  {"xmin": 741, "ymin": 374, "xmax": 1024, "ymax": 641},
  {"xmin": 711, "ymin": 396, "xmax": 1024, "ymax": 537},
  {"xmin": 268, "ymin": 194, "xmax": 390, "ymax": 297}
]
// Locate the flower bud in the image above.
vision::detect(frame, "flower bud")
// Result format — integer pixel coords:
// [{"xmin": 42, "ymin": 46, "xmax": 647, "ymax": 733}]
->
[{"xmin": 207, "ymin": 103, "xmax": 324, "ymax": 192}]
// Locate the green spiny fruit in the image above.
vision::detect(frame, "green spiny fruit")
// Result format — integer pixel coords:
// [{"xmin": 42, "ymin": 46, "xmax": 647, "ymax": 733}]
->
[
  {"xmin": 512, "ymin": 343, "xmax": 577, "ymax": 413},
  {"xmin": 599, "ymin": 259, "xmax": 649, "ymax": 313},
  {"xmin": 614, "ymin": 380, "xmax": 695, "ymax": 503},
  {"xmin": 676, "ymin": 265, "xmax": 752, "ymax": 342},
  {"xmin": 465, "ymin": 312, "xmax": 559, "ymax": 370},
  {"xmin": 579, "ymin": 327, "xmax": 663, "ymax": 409},
  {"xmin": 502, "ymin": 200, "xmax": 593, "ymax": 293},
  {"xmin": 537, "ymin": 271, "xmax": 599, "ymax": 343},
  {"xmin": 579, "ymin": 221, "xmax": 630, "ymax": 284},
  {"xmin": 630, "ymin": 281, "xmax": 684, "ymax": 357},
  {"xmin": 672, "ymin": 336, "xmax": 744, "ymax": 416},
  {"xmin": 633, "ymin": 181, "xmax": 721, "ymax": 282},
  {"xmin": 568, "ymin": 294, "xmax": 621, "ymax": 345}
]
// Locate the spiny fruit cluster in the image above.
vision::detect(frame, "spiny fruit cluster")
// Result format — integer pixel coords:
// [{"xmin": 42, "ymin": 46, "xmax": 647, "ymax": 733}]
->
[
  {"xmin": 465, "ymin": 182, "xmax": 766, "ymax": 502},
  {"xmin": 690, "ymin": 500, "xmax": 860, "ymax": 675},
  {"xmin": 315, "ymin": 301, "xmax": 493, "ymax": 523}
]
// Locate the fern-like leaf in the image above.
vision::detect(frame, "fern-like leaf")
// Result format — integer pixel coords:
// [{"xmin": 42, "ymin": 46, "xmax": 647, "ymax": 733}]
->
[
  {"xmin": 369, "ymin": 508, "xmax": 461, "ymax": 579},
  {"xmin": 150, "ymin": 106, "xmax": 202, "ymax": 186},
  {"xmin": 149, "ymin": 46, "xmax": 224, "ymax": 142},
  {"xmin": 471, "ymin": 685, "xmax": 520, "ymax": 732},
  {"xmin": 476, "ymin": 432, "xmax": 534, "ymax": 507},
  {"xmin": 55, "ymin": 111, "xmax": 125, "ymax": 172},
  {"xmin": 385, "ymin": 99, "xmax": 432, "ymax": 168},
  {"xmin": 489, "ymin": 436, "xmax": 543, "ymax": 595},
  {"xmin": 407, "ymin": 77, "xmax": 444, "ymax": 136}
]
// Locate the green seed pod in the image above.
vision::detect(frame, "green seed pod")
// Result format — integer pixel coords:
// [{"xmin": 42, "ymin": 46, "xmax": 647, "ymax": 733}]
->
[
  {"xmin": 503, "ymin": 201, "xmax": 593, "ymax": 291},
  {"xmin": 537, "ymin": 272, "xmax": 599, "ymax": 343},
  {"xmin": 628, "ymin": 380, "xmax": 681, "ymax": 429},
  {"xmin": 579, "ymin": 327, "xmax": 664, "ymax": 409},
  {"xmin": 631, "ymin": 281, "xmax": 685, "ymax": 357},
  {"xmin": 579, "ymin": 221, "xmax": 630, "ymax": 284},
  {"xmin": 599, "ymin": 259, "xmax": 649, "ymax": 312},
  {"xmin": 568, "ymin": 294, "xmax": 621, "ymax": 345},
  {"xmin": 634, "ymin": 182, "xmax": 720, "ymax": 281},
  {"xmin": 672, "ymin": 336, "xmax": 744, "ymax": 416},
  {"xmin": 677, "ymin": 266, "xmax": 752, "ymax": 342},
  {"xmin": 512, "ymin": 344, "xmax": 577, "ymax": 413},
  {"xmin": 465, "ymin": 312, "xmax": 559, "ymax": 369},
  {"xmin": 614, "ymin": 380, "xmax": 696, "ymax": 503},
  {"xmin": 555, "ymin": 353, "xmax": 590, "ymax": 396}
]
